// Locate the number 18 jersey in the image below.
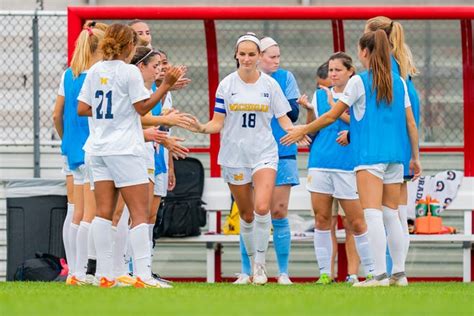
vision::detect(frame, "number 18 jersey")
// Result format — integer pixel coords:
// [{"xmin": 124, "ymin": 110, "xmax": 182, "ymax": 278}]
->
[
  {"xmin": 214, "ymin": 71, "xmax": 291, "ymax": 168},
  {"xmin": 78, "ymin": 60, "xmax": 150, "ymax": 157}
]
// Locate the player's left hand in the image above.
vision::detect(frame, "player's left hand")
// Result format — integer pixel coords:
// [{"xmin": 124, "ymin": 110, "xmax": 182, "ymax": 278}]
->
[
  {"xmin": 336, "ymin": 130, "xmax": 349, "ymax": 146},
  {"xmin": 409, "ymin": 158, "xmax": 422, "ymax": 180}
]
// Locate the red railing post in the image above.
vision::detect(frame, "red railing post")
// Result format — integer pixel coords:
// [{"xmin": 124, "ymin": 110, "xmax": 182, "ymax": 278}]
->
[
  {"xmin": 67, "ymin": 8, "xmax": 83, "ymax": 65},
  {"xmin": 461, "ymin": 19, "xmax": 474, "ymax": 282}
]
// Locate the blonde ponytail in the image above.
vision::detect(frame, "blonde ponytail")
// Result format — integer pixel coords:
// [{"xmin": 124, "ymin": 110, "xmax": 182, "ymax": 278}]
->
[{"xmin": 70, "ymin": 25, "xmax": 105, "ymax": 77}]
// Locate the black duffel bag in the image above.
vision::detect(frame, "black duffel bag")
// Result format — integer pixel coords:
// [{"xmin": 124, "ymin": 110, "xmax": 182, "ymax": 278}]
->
[
  {"xmin": 14, "ymin": 252, "xmax": 65, "ymax": 281},
  {"xmin": 154, "ymin": 157, "xmax": 207, "ymax": 238}
]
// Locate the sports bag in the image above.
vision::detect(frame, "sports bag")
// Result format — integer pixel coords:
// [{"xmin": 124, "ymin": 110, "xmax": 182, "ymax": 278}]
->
[
  {"xmin": 154, "ymin": 157, "xmax": 207, "ymax": 238},
  {"xmin": 14, "ymin": 252, "xmax": 66, "ymax": 281}
]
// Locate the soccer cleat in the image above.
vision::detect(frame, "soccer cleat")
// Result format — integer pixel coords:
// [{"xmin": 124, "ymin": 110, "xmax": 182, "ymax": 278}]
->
[
  {"xmin": 152, "ymin": 272, "xmax": 173, "ymax": 285},
  {"xmin": 233, "ymin": 273, "xmax": 251, "ymax": 285},
  {"xmin": 389, "ymin": 272, "xmax": 409, "ymax": 287},
  {"xmin": 134, "ymin": 276, "xmax": 165, "ymax": 288},
  {"xmin": 65, "ymin": 275, "xmax": 73, "ymax": 285},
  {"xmin": 252, "ymin": 263, "xmax": 268, "ymax": 285},
  {"xmin": 315, "ymin": 273, "xmax": 333, "ymax": 285},
  {"xmin": 345, "ymin": 274, "xmax": 359, "ymax": 284},
  {"xmin": 116, "ymin": 274, "xmax": 137, "ymax": 287},
  {"xmin": 85, "ymin": 274, "xmax": 99, "ymax": 286},
  {"xmin": 99, "ymin": 277, "xmax": 117, "ymax": 288},
  {"xmin": 353, "ymin": 274, "xmax": 389, "ymax": 287},
  {"xmin": 70, "ymin": 275, "xmax": 88, "ymax": 286},
  {"xmin": 277, "ymin": 274, "xmax": 293, "ymax": 285}
]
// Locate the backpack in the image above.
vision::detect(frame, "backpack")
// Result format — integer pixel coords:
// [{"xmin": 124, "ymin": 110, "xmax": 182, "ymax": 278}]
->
[
  {"xmin": 154, "ymin": 157, "xmax": 206, "ymax": 238},
  {"xmin": 14, "ymin": 252, "xmax": 66, "ymax": 281}
]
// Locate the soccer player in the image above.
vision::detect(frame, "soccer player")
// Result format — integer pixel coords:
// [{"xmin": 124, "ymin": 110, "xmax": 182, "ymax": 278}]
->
[
  {"xmin": 282, "ymin": 30, "xmax": 421, "ymax": 287},
  {"xmin": 53, "ymin": 21, "xmax": 106, "ymax": 285},
  {"xmin": 365, "ymin": 17, "xmax": 421, "ymax": 283},
  {"xmin": 235, "ymin": 36, "xmax": 300, "ymax": 285},
  {"xmin": 298, "ymin": 52, "xmax": 376, "ymax": 285},
  {"xmin": 189, "ymin": 33, "xmax": 309, "ymax": 285},
  {"xmin": 77, "ymin": 23, "xmax": 183, "ymax": 288}
]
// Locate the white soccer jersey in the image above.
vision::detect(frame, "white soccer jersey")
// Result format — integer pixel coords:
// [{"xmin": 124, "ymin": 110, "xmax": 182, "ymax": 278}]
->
[
  {"xmin": 215, "ymin": 71, "xmax": 291, "ymax": 168},
  {"xmin": 78, "ymin": 60, "xmax": 150, "ymax": 157}
]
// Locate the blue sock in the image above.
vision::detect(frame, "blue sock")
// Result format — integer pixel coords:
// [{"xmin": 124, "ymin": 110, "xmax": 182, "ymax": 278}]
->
[
  {"xmin": 386, "ymin": 245, "xmax": 393, "ymax": 276},
  {"xmin": 239, "ymin": 234, "xmax": 252, "ymax": 275},
  {"xmin": 272, "ymin": 217, "xmax": 291, "ymax": 275}
]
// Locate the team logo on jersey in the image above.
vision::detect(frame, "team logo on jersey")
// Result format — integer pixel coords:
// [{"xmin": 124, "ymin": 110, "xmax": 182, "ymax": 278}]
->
[
  {"xmin": 100, "ymin": 77, "xmax": 109, "ymax": 85},
  {"xmin": 233, "ymin": 173, "xmax": 244, "ymax": 181},
  {"xmin": 307, "ymin": 175, "xmax": 313, "ymax": 183},
  {"xmin": 261, "ymin": 93, "xmax": 269, "ymax": 98}
]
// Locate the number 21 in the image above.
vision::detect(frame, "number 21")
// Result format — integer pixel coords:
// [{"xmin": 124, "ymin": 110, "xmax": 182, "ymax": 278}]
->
[{"xmin": 95, "ymin": 90, "xmax": 113, "ymax": 119}]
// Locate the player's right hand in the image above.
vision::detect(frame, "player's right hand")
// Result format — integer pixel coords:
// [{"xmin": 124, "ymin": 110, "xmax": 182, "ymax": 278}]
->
[{"xmin": 163, "ymin": 65, "xmax": 186, "ymax": 88}]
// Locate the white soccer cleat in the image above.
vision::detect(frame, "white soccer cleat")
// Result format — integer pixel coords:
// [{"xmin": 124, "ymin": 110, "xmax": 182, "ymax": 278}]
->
[
  {"xmin": 353, "ymin": 275, "xmax": 389, "ymax": 288},
  {"xmin": 85, "ymin": 274, "xmax": 99, "ymax": 286},
  {"xmin": 277, "ymin": 274, "xmax": 293, "ymax": 285},
  {"xmin": 389, "ymin": 272, "xmax": 409, "ymax": 287},
  {"xmin": 345, "ymin": 274, "xmax": 359, "ymax": 284},
  {"xmin": 252, "ymin": 263, "xmax": 268, "ymax": 285},
  {"xmin": 233, "ymin": 273, "xmax": 251, "ymax": 285}
]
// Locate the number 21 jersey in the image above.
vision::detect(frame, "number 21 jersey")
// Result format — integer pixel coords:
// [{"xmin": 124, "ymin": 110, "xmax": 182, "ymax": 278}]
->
[{"xmin": 78, "ymin": 60, "xmax": 150, "ymax": 157}]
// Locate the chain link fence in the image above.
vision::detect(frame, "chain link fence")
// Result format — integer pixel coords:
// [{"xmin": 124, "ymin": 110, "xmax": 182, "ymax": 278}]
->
[{"xmin": 0, "ymin": 13, "xmax": 466, "ymax": 149}]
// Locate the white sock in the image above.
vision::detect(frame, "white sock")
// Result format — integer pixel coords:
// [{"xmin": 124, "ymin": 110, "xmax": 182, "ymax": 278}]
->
[
  {"xmin": 313, "ymin": 229, "xmax": 332, "ymax": 275},
  {"xmin": 364, "ymin": 208, "xmax": 387, "ymax": 277},
  {"xmin": 353, "ymin": 231, "xmax": 375, "ymax": 276},
  {"xmin": 383, "ymin": 206, "xmax": 406, "ymax": 274},
  {"xmin": 398, "ymin": 205, "xmax": 410, "ymax": 262},
  {"xmin": 112, "ymin": 208, "xmax": 130, "ymax": 277},
  {"xmin": 91, "ymin": 217, "xmax": 114, "ymax": 280},
  {"xmin": 254, "ymin": 212, "xmax": 271, "ymax": 265},
  {"xmin": 240, "ymin": 218, "xmax": 255, "ymax": 262},
  {"xmin": 68, "ymin": 223, "xmax": 79, "ymax": 276},
  {"xmin": 75, "ymin": 221, "xmax": 90, "ymax": 279},
  {"xmin": 148, "ymin": 224, "xmax": 155, "ymax": 269},
  {"xmin": 63, "ymin": 203, "xmax": 74, "ymax": 276},
  {"xmin": 129, "ymin": 223, "xmax": 152, "ymax": 280}
]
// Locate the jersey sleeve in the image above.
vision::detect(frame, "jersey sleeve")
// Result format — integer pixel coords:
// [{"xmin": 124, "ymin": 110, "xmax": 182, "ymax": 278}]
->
[
  {"xmin": 272, "ymin": 81, "xmax": 292, "ymax": 118},
  {"xmin": 285, "ymin": 71, "xmax": 300, "ymax": 99},
  {"xmin": 77, "ymin": 71, "xmax": 92, "ymax": 106},
  {"xmin": 128, "ymin": 66, "xmax": 150, "ymax": 104},
  {"xmin": 339, "ymin": 75, "xmax": 364, "ymax": 107},
  {"xmin": 57, "ymin": 71, "xmax": 66, "ymax": 96},
  {"xmin": 401, "ymin": 77, "xmax": 412, "ymax": 108},
  {"xmin": 214, "ymin": 81, "xmax": 226, "ymax": 115}
]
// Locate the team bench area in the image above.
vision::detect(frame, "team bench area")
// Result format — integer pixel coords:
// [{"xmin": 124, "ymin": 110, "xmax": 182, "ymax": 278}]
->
[{"xmin": 157, "ymin": 177, "xmax": 474, "ymax": 283}]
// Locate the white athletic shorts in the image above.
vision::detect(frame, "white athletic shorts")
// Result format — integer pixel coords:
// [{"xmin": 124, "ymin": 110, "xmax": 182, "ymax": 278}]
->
[
  {"xmin": 71, "ymin": 163, "xmax": 91, "ymax": 186},
  {"xmin": 222, "ymin": 159, "xmax": 278, "ymax": 185},
  {"xmin": 306, "ymin": 169, "xmax": 358, "ymax": 200},
  {"xmin": 145, "ymin": 142, "xmax": 155, "ymax": 182},
  {"xmin": 61, "ymin": 155, "xmax": 72, "ymax": 176},
  {"xmin": 154, "ymin": 172, "xmax": 169, "ymax": 197},
  {"xmin": 355, "ymin": 163, "xmax": 404, "ymax": 184},
  {"xmin": 89, "ymin": 155, "xmax": 148, "ymax": 188}
]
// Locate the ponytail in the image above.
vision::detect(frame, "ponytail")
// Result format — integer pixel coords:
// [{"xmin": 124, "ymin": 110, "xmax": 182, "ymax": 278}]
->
[
  {"xmin": 366, "ymin": 16, "xmax": 418, "ymax": 79},
  {"xmin": 100, "ymin": 24, "xmax": 138, "ymax": 60},
  {"xmin": 359, "ymin": 30, "xmax": 393, "ymax": 104},
  {"xmin": 70, "ymin": 22, "xmax": 105, "ymax": 77}
]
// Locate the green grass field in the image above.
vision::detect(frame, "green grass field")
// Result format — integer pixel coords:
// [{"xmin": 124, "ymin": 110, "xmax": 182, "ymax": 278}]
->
[{"xmin": 1, "ymin": 282, "xmax": 473, "ymax": 315}]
